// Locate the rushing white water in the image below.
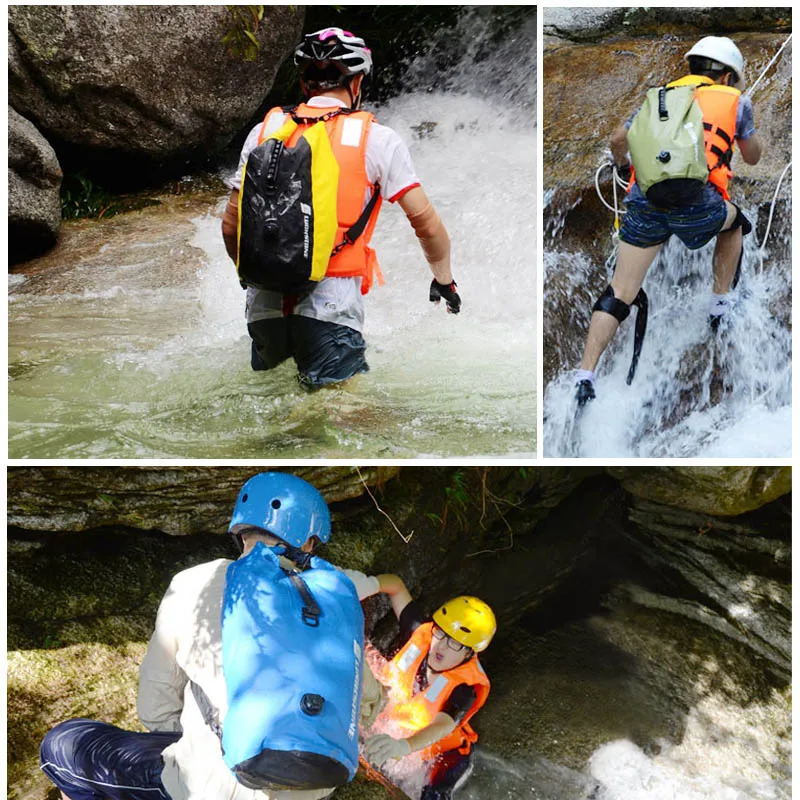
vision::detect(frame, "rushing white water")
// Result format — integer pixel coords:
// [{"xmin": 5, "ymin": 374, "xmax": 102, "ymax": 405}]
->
[
  {"xmin": 543, "ymin": 196, "xmax": 792, "ymax": 457},
  {"xmin": 587, "ymin": 688, "xmax": 791, "ymax": 800},
  {"xmin": 8, "ymin": 14, "xmax": 536, "ymax": 459}
]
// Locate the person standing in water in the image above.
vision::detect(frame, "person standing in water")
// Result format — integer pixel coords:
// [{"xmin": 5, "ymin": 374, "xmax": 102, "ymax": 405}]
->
[
  {"xmin": 221, "ymin": 27, "xmax": 460, "ymax": 390},
  {"xmin": 574, "ymin": 36, "xmax": 763, "ymax": 406}
]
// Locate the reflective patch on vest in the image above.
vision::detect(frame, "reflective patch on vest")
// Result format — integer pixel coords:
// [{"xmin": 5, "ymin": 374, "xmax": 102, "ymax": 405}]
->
[
  {"xmin": 341, "ymin": 118, "xmax": 363, "ymax": 147},
  {"xmin": 424, "ymin": 675, "xmax": 450, "ymax": 705},
  {"xmin": 264, "ymin": 112, "xmax": 288, "ymax": 138},
  {"xmin": 397, "ymin": 644, "xmax": 422, "ymax": 673}
]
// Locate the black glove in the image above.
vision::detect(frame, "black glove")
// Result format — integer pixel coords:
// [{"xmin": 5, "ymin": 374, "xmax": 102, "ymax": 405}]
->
[
  {"xmin": 614, "ymin": 161, "xmax": 632, "ymax": 184},
  {"xmin": 429, "ymin": 279, "xmax": 461, "ymax": 314}
]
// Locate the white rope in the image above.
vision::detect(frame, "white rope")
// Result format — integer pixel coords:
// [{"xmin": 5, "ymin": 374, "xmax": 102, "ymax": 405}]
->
[
  {"xmin": 747, "ymin": 33, "xmax": 792, "ymax": 96},
  {"xmin": 754, "ymin": 160, "xmax": 792, "ymax": 272},
  {"xmin": 594, "ymin": 162, "xmax": 629, "ymax": 216}
]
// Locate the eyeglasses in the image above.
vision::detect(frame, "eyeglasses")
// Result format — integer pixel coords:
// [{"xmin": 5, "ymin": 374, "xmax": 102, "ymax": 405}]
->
[{"xmin": 431, "ymin": 625, "xmax": 467, "ymax": 652}]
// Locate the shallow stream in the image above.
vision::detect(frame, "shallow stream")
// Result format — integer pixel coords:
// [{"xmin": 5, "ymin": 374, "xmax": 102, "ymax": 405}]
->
[{"xmin": 8, "ymin": 12, "xmax": 537, "ymax": 459}]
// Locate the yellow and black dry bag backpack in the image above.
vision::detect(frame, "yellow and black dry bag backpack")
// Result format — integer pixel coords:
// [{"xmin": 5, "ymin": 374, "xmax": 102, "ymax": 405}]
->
[{"xmin": 236, "ymin": 112, "xmax": 340, "ymax": 295}]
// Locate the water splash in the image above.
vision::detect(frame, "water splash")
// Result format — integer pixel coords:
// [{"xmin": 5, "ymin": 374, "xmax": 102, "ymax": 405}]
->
[
  {"xmin": 543, "ymin": 200, "xmax": 791, "ymax": 457},
  {"xmin": 8, "ymin": 10, "xmax": 536, "ymax": 458}
]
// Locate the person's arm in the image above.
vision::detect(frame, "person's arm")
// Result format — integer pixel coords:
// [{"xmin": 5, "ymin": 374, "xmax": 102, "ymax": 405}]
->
[
  {"xmin": 610, "ymin": 122, "xmax": 630, "ymax": 168},
  {"xmin": 221, "ymin": 189, "xmax": 239, "ymax": 263},
  {"xmin": 376, "ymin": 573, "xmax": 413, "ymax": 619},
  {"xmin": 364, "ymin": 712, "xmax": 457, "ymax": 764},
  {"xmin": 738, "ymin": 133, "xmax": 763, "ymax": 165},
  {"xmin": 398, "ymin": 186, "xmax": 452, "ymax": 285},
  {"xmin": 137, "ymin": 577, "xmax": 188, "ymax": 732}
]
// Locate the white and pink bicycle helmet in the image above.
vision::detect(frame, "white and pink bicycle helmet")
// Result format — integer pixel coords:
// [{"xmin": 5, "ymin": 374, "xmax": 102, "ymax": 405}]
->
[{"xmin": 294, "ymin": 27, "xmax": 373, "ymax": 87}]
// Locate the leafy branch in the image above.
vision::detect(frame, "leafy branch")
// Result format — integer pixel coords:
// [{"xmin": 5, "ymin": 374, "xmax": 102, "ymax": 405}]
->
[{"xmin": 222, "ymin": 5, "xmax": 265, "ymax": 62}]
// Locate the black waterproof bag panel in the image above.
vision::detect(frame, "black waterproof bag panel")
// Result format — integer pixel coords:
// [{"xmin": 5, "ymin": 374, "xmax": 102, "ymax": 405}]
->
[{"xmin": 238, "ymin": 136, "xmax": 317, "ymax": 295}]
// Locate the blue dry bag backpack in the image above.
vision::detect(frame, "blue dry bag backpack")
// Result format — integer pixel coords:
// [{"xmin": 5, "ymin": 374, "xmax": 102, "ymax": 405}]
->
[{"xmin": 219, "ymin": 542, "xmax": 364, "ymax": 791}]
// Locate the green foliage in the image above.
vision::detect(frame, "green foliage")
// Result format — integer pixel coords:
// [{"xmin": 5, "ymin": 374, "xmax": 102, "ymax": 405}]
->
[
  {"xmin": 60, "ymin": 173, "xmax": 160, "ymax": 221},
  {"xmin": 222, "ymin": 5, "xmax": 265, "ymax": 62}
]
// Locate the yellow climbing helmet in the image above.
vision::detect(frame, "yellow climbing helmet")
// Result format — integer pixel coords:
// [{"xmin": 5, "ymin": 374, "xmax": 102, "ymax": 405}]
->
[{"xmin": 432, "ymin": 596, "xmax": 496, "ymax": 652}]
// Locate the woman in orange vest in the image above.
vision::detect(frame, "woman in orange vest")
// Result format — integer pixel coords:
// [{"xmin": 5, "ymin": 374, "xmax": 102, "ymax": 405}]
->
[
  {"xmin": 573, "ymin": 36, "xmax": 764, "ymax": 407},
  {"xmin": 362, "ymin": 574, "xmax": 496, "ymax": 799}
]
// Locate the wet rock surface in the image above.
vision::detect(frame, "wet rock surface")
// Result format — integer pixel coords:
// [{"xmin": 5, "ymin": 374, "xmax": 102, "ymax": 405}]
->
[
  {"xmin": 8, "ymin": 6, "xmax": 303, "ymax": 166},
  {"xmin": 9, "ymin": 107, "xmax": 63, "ymax": 264}
]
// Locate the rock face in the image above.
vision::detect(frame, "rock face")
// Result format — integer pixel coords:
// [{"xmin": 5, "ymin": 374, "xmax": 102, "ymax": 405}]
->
[
  {"xmin": 8, "ymin": 107, "xmax": 63, "ymax": 263},
  {"xmin": 544, "ymin": 7, "xmax": 791, "ymax": 42},
  {"xmin": 609, "ymin": 466, "xmax": 791, "ymax": 516},
  {"xmin": 6, "ymin": 466, "xmax": 400, "ymax": 536},
  {"xmin": 8, "ymin": 5, "xmax": 303, "ymax": 168}
]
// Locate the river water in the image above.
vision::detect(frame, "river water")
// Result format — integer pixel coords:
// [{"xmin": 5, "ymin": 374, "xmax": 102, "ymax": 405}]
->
[{"xmin": 8, "ymin": 11, "xmax": 537, "ymax": 459}]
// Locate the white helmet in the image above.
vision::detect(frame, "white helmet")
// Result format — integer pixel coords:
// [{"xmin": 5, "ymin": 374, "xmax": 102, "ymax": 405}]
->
[
  {"xmin": 686, "ymin": 36, "xmax": 745, "ymax": 87},
  {"xmin": 294, "ymin": 27, "xmax": 373, "ymax": 81}
]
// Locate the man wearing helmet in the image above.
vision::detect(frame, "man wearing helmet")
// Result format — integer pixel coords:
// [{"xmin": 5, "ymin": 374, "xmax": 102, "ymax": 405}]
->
[
  {"xmin": 222, "ymin": 27, "xmax": 460, "ymax": 390},
  {"xmin": 574, "ymin": 36, "xmax": 764, "ymax": 406},
  {"xmin": 346, "ymin": 572, "xmax": 495, "ymax": 799},
  {"xmin": 40, "ymin": 472, "xmax": 385, "ymax": 800}
]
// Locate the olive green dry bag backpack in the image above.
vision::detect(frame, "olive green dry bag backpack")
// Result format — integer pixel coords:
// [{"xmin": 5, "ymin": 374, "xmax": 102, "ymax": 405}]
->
[{"xmin": 627, "ymin": 85, "xmax": 708, "ymax": 208}]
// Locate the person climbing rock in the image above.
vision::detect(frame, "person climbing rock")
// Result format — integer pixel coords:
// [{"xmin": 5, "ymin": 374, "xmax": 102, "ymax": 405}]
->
[
  {"xmin": 39, "ymin": 472, "xmax": 385, "ymax": 800},
  {"xmin": 221, "ymin": 27, "xmax": 460, "ymax": 390},
  {"xmin": 351, "ymin": 572, "xmax": 495, "ymax": 799},
  {"xmin": 575, "ymin": 36, "xmax": 763, "ymax": 406}
]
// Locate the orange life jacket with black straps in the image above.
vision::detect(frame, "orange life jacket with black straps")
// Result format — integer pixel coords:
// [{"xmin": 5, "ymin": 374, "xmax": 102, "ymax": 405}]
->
[
  {"xmin": 666, "ymin": 75, "xmax": 741, "ymax": 200},
  {"xmin": 379, "ymin": 622, "xmax": 491, "ymax": 759},
  {"xmin": 258, "ymin": 103, "xmax": 384, "ymax": 294}
]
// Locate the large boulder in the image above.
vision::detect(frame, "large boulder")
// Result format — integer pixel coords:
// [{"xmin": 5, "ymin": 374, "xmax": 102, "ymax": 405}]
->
[
  {"xmin": 8, "ymin": 107, "xmax": 62, "ymax": 264},
  {"xmin": 8, "ymin": 6, "xmax": 303, "ymax": 173},
  {"xmin": 544, "ymin": 7, "xmax": 791, "ymax": 42},
  {"xmin": 608, "ymin": 466, "xmax": 791, "ymax": 516}
]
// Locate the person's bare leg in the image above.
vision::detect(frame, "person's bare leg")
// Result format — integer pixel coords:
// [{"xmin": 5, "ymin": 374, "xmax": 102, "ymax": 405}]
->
[
  {"xmin": 712, "ymin": 201, "xmax": 741, "ymax": 294},
  {"xmin": 709, "ymin": 201, "xmax": 740, "ymax": 325},
  {"xmin": 579, "ymin": 241, "xmax": 661, "ymax": 372}
]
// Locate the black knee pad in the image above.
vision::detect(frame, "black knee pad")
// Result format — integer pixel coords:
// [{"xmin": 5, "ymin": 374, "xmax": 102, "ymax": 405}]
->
[
  {"xmin": 730, "ymin": 204, "xmax": 752, "ymax": 236},
  {"xmin": 592, "ymin": 285, "xmax": 631, "ymax": 323}
]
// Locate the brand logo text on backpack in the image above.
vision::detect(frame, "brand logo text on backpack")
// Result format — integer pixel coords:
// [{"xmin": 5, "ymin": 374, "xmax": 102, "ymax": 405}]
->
[{"xmin": 349, "ymin": 639, "xmax": 363, "ymax": 739}]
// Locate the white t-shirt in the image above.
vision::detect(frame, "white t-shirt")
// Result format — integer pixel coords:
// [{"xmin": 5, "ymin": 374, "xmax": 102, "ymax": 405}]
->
[{"xmin": 234, "ymin": 96, "xmax": 420, "ymax": 333}]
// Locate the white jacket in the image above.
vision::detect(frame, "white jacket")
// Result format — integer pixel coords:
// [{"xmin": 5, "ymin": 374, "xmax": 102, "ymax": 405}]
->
[{"xmin": 137, "ymin": 559, "xmax": 383, "ymax": 800}]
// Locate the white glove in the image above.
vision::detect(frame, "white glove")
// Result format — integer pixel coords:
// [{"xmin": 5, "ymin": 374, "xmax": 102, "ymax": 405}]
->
[
  {"xmin": 364, "ymin": 733, "xmax": 412, "ymax": 765},
  {"xmin": 340, "ymin": 568, "xmax": 381, "ymax": 600},
  {"xmin": 359, "ymin": 666, "xmax": 388, "ymax": 729}
]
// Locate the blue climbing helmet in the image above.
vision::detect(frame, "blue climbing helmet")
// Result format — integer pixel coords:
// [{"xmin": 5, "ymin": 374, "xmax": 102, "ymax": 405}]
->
[{"xmin": 229, "ymin": 472, "xmax": 331, "ymax": 547}]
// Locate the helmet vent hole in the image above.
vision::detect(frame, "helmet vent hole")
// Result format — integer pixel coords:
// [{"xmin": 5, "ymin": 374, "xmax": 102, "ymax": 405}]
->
[
  {"xmin": 242, "ymin": 493, "xmax": 248, "ymax": 503},
  {"xmin": 461, "ymin": 626, "xmax": 471, "ymax": 634},
  {"xmin": 271, "ymin": 499, "xmax": 282, "ymax": 509}
]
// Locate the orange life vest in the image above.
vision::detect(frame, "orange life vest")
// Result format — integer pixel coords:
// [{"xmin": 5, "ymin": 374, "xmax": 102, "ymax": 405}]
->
[
  {"xmin": 379, "ymin": 622, "xmax": 491, "ymax": 759},
  {"xmin": 666, "ymin": 75, "xmax": 741, "ymax": 200},
  {"xmin": 258, "ymin": 104, "xmax": 384, "ymax": 294}
]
